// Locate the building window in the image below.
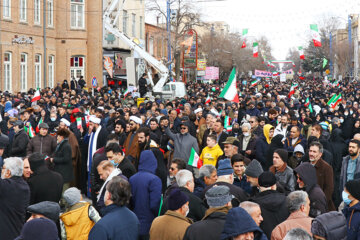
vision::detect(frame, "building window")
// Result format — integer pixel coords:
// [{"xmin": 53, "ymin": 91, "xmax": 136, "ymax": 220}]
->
[
  {"xmin": 48, "ymin": 55, "xmax": 54, "ymax": 88},
  {"xmin": 3, "ymin": 0, "xmax": 11, "ymax": 19},
  {"xmin": 122, "ymin": 10, "xmax": 128, "ymax": 34},
  {"xmin": 149, "ymin": 37, "xmax": 154, "ymax": 55},
  {"xmin": 132, "ymin": 13, "xmax": 136, "ymax": 37},
  {"xmin": 20, "ymin": 53, "xmax": 27, "ymax": 91},
  {"xmin": 4, "ymin": 52, "xmax": 12, "ymax": 91},
  {"xmin": 70, "ymin": 56, "xmax": 85, "ymax": 80},
  {"xmin": 70, "ymin": 0, "xmax": 84, "ymax": 29},
  {"xmin": 47, "ymin": 0, "xmax": 53, "ymax": 27},
  {"xmin": 20, "ymin": 0, "xmax": 27, "ymax": 22},
  {"xmin": 35, "ymin": 54, "xmax": 41, "ymax": 89},
  {"xmin": 139, "ymin": 16, "xmax": 143, "ymax": 38},
  {"xmin": 34, "ymin": 0, "xmax": 40, "ymax": 24},
  {"xmin": 156, "ymin": 38, "xmax": 161, "ymax": 57}
]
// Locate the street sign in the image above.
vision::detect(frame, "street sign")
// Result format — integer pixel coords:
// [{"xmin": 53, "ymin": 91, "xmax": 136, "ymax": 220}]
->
[{"xmin": 92, "ymin": 77, "xmax": 98, "ymax": 88}]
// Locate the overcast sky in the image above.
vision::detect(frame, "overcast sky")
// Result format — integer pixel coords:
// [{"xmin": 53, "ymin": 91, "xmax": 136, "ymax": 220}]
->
[{"xmin": 146, "ymin": 0, "xmax": 360, "ymax": 60}]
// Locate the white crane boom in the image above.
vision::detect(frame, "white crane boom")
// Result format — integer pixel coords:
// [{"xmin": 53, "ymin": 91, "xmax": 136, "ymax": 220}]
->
[{"xmin": 103, "ymin": 0, "xmax": 169, "ymax": 93}]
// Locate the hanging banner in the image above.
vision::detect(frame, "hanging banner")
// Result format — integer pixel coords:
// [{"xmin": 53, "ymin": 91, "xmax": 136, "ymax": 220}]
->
[
  {"xmin": 205, "ymin": 67, "xmax": 219, "ymax": 80},
  {"xmin": 255, "ymin": 70, "xmax": 272, "ymax": 77},
  {"xmin": 103, "ymin": 56, "xmax": 114, "ymax": 78}
]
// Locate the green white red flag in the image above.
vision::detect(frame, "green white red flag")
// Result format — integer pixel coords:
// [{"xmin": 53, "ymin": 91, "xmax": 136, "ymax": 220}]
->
[
  {"xmin": 328, "ymin": 94, "xmax": 342, "ymax": 109},
  {"xmin": 36, "ymin": 118, "xmax": 43, "ymax": 133},
  {"xmin": 253, "ymin": 42, "xmax": 258, "ymax": 57},
  {"xmin": 25, "ymin": 123, "xmax": 36, "ymax": 138},
  {"xmin": 188, "ymin": 148, "xmax": 202, "ymax": 168},
  {"xmin": 241, "ymin": 29, "xmax": 248, "ymax": 48},
  {"xmin": 224, "ymin": 116, "xmax": 232, "ymax": 132},
  {"xmin": 251, "ymin": 79, "xmax": 259, "ymax": 87},
  {"xmin": 310, "ymin": 24, "xmax": 322, "ymax": 47},
  {"xmin": 305, "ymin": 97, "xmax": 313, "ymax": 113},
  {"xmin": 298, "ymin": 46, "xmax": 305, "ymax": 59},
  {"xmin": 76, "ymin": 117, "xmax": 82, "ymax": 129},
  {"xmin": 219, "ymin": 68, "xmax": 239, "ymax": 103},
  {"xmin": 288, "ymin": 83, "xmax": 299, "ymax": 98},
  {"xmin": 32, "ymin": 89, "xmax": 41, "ymax": 102},
  {"xmin": 205, "ymin": 94, "xmax": 211, "ymax": 104}
]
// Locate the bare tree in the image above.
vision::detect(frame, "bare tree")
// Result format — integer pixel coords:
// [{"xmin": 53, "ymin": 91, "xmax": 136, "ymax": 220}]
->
[{"xmin": 146, "ymin": 0, "xmax": 206, "ymax": 79}]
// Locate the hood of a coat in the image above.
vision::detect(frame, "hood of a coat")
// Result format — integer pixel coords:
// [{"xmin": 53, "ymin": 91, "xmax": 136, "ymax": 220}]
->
[
  {"xmin": 263, "ymin": 124, "xmax": 274, "ymax": 144},
  {"xmin": 294, "ymin": 162, "xmax": 317, "ymax": 192},
  {"xmin": 312, "ymin": 211, "xmax": 347, "ymax": 240},
  {"xmin": 138, "ymin": 150, "xmax": 157, "ymax": 173},
  {"xmin": 221, "ymin": 207, "xmax": 263, "ymax": 240}
]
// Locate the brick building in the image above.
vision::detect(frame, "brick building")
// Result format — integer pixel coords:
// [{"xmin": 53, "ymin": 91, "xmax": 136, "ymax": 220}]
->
[{"xmin": 0, "ymin": 0, "xmax": 103, "ymax": 93}]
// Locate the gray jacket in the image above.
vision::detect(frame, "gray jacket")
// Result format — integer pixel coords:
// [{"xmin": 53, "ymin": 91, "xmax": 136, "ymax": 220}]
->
[
  {"xmin": 274, "ymin": 165, "xmax": 296, "ymax": 192},
  {"xmin": 340, "ymin": 155, "xmax": 360, "ymax": 192},
  {"xmin": 165, "ymin": 127, "xmax": 199, "ymax": 163}
]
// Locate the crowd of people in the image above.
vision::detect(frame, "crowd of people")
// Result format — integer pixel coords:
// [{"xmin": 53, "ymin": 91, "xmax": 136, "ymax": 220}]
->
[{"xmin": 1, "ymin": 75, "xmax": 360, "ymax": 240}]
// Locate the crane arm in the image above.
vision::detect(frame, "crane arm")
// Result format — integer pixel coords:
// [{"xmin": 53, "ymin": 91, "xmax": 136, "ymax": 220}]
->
[{"xmin": 103, "ymin": 0, "xmax": 169, "ymax": 92}]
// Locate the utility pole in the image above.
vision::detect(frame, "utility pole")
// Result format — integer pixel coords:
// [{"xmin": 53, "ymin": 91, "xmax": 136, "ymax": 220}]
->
[
  {"xmin": 349, "ymin": 15, "xmax": 352, "ymax": 77},
  {"xmin": 166, "ymin": 0, "xmax": 172, "ymax": 81},
  {"xmin": 329, "ymin": 32, "xmax": 333, "ymax": 77},
  {"xmin": 43, "ymin": 0, "xmax": 47, "ymax": 87}
]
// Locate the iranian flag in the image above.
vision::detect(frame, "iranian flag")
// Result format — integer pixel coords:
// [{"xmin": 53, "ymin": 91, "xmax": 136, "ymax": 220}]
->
[
  {"xmin": 224, "ymin": 116, "xmax": 232, "ymax": 132},
  {"xmin": 219, "ymin": 68, "xmax": 239, "ymax": 103},
  {"xmin": 25, "ymin": 123, "xmax": 36, "ymax": 138},
  {"xmin": 251, "ymin": 79, "xmax": 259, "ymax": 87},
  {"xmin": 205, "ymin": 94, "xmax": 211, "ymax": 104},
  {"xmin": 329, "ymin": 94, "xmax": 342, "ymax": 108},
  {"xmin": 76, "ymin": 117, "xmax": 82, "ymax": 129},
  {"xmin": 288, "ymin": 83, "xmax": 298, "ymax": 98},
  {"xmin": 253, "ymin": 42, "xmax": 259, "ymax": 57},
  {"xmin": 304, "ymin": 97, "xmax": 313, "ymax": 113},
  {"xmin": 241, "ymin": 29, "xmax": 248, "ymax": 48},
  {"xmin": 310, "ymin": 24, "xmax": 322, "ymax": 47},
  {"xmin": 35, "ymin": 118, "xmax": 43, "ymax": 133},
  {"xmin": 298, "ymin": 46, "xmax": 305, "ymax": 59},
  {"xmin": 188, "ymin": 148, "xmax": 202, "ymax": 168},
  {"xmin": 124, "ymin": 88, "xmax": 131, "ymax": 98},
  {"xmin": 272, "ymin": 72, "xmax": 279, "ymax": 76},
  {"xmin": 32, "ymin": 89, "xmax": 41, "ymax": 102},
  {"xmin": 327, "ymin": 94, "xmax": 337, "ymax": 106}
]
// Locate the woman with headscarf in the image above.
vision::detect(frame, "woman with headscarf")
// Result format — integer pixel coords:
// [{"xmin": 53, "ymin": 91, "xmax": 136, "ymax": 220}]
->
[{"xmin": 256, "ymin": 124, "xmax": 274, "ymax": 170}]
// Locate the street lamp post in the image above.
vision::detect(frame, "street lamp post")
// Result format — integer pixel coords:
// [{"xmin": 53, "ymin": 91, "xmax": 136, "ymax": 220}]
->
[{"xmin": 166, "ymin": 0, "xmax": 172, "ymax": 81}]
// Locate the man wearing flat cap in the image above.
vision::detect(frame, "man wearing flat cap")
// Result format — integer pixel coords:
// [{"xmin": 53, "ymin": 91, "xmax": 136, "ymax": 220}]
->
[
  {"xmin": 183, "ymin": 185, "xmax": 233, "ymax": 240},
  {"xmin": 85, "ymin": 116, "xmax": 108, "ymax": 197},
  {"xmin": 26, "ymin": 122, "xmax": 57, "ymax": 157}
]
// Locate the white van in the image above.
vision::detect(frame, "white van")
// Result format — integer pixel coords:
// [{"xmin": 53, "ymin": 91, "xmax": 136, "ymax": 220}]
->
[{"xmin": 157, "ymin": 82, "xmax": 187, "ymax": 100}]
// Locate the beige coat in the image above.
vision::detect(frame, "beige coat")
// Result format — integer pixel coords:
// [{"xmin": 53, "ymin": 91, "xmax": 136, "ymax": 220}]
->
[
  {"xmin": 271, "ymin": 211, "xmax": 313, "ymax": 240},
  {"xmin": 149, "ymin": 210, "xmax": 193, "ymax": 240}
]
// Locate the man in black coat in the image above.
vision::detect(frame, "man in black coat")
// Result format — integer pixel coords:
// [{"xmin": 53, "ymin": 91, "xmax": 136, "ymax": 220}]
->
[
  {"xmin": 27, "ymin": 153, "xmax": 63, "ymax": 205},
  {"xmin": 138, "ymin": 73, "xmax": 148, "ymax": 97},
  {"xmin": 251, "ymin": 172, "xmax": 290, "ymax": 239},
  {"xmin": 10, "ymin": 120, "xmax": 29, "ymax": 157},
  {"xmin": 183, "ymin": 185, "xmax": 232, "ymax": 240},
  {"xmin": 213, "ymin": 119, "xmax": 228, "ymax": 151},
  {"xmin": 0, "ymin": 157, "xmax": 30, "ymax": 240}
]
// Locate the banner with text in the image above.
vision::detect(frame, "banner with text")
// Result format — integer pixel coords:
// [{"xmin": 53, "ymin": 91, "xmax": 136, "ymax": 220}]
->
[{"xmin": 255, "ymin": 70, "xmax": 272, "ymax": 77}]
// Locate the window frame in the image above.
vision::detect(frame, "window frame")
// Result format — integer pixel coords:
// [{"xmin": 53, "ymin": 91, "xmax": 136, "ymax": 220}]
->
[
  {"xmin": 34, "ymin": 54, "xmax": 41, "ymax": 89},
  {"xmin": 132, "ymin": 13, "xmax": 136, "ymax": 37},
  {"xmin": 20, "ymin": 53, "xmax": 28, "ymax": 91},
  {"xmin": 48, "ymin": 55, "xmax": 55, "ymax": 88},
  {"xmin": 4, "ymin": 52, "xmax": 12, "ymax": 92},
  {"xmin": 122, "ymin": 10, "xmax": 128, "ymax": 34},
  {"xmin": 34, "ymin": 0, "xmax": 40, "ymax": 25},
  {"xmin": 70, "ymin": 0, "xmax": 85, "ymax": 29},
  {"xmin": 47, "ymin": 0, "xmax": 53, "ymax": 27},
  {"xmin": 20, "ymin": 0, "xmax": 27, "ymax": 22},
  {"xmin": 3, "ymin": 0, "xmax": 11, "ymax": 19}
]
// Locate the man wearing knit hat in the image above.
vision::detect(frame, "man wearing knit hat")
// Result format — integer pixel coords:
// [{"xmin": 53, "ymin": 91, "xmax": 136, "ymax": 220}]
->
[
  {"xmin": 15, "ymin": 218, "xmax": 59, "ymax": 240},
  {"xmin": 202, "ymin": 159, "xmax": 248, "ymax": 207},
  {"xmin": 342, "ymin": 179, "xmax": 360, "ymax": 239},
  {"xmin": 251, "ymin": 171, "xmax": 289, "ymax": 239},
  {"xmin": 245, "ymin": 159, "xmax": 264, "ymax": 196},
  {"xmin": 311, "ymin": 211, "xmax": 347, "ymax": 240},
  {"xmin": 150, "ymin": 189, "xmax": 192, "ymax": 240},
  {"xmin": 183, "ymin": 185, "xmax": 232, "ymax": 240},
  {"xmin": 270, "ymin": 149, "xmax": 296, "ymax": 192},
  {"xmin": 60, "ymin": 187, "xmax": 101, "ymax": 240}
]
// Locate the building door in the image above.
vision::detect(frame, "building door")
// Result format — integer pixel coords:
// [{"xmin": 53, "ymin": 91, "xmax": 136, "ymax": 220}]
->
[{"xmin": 70, "ymin": 56, "xmax": 85, "ymax": 80}]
